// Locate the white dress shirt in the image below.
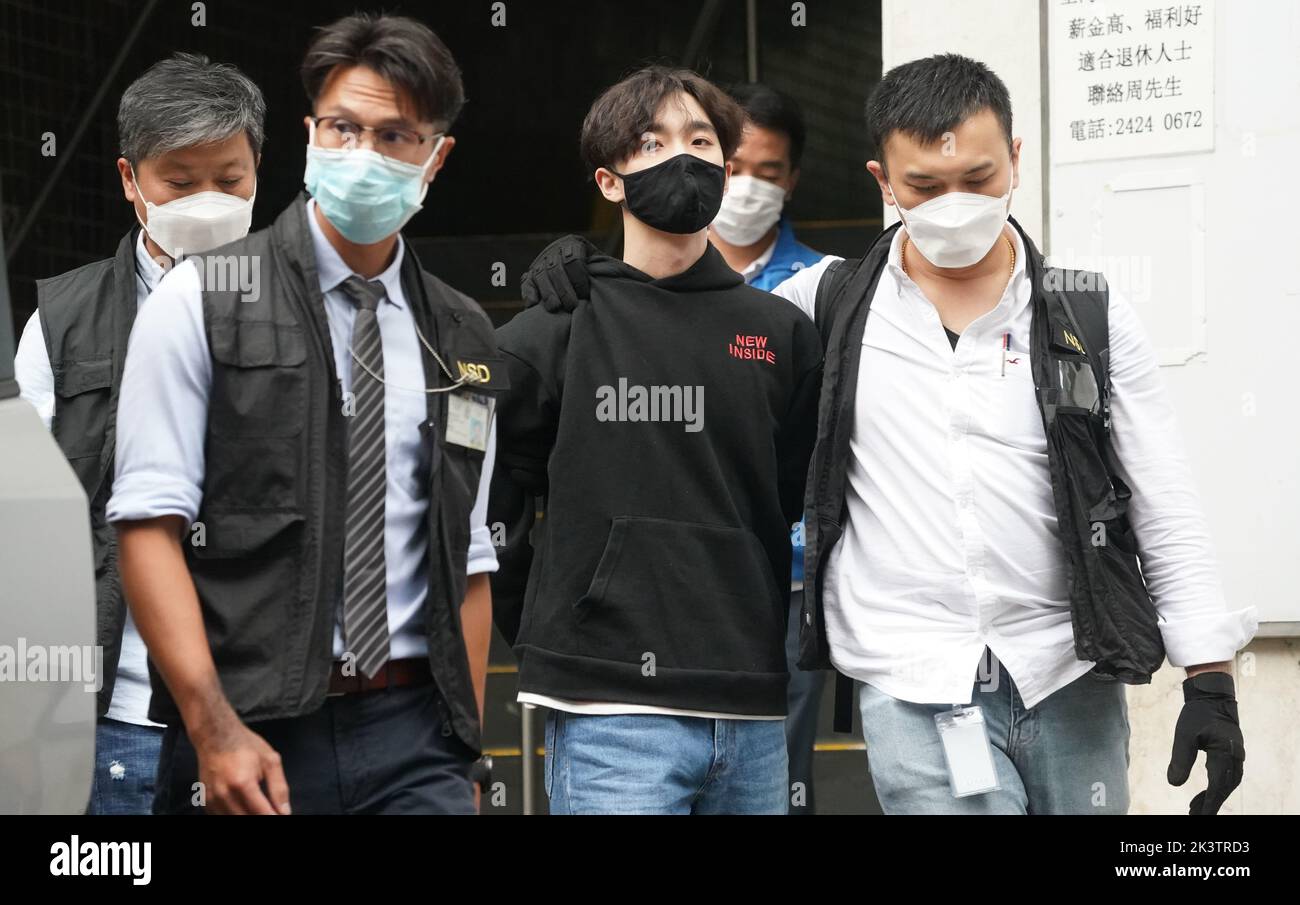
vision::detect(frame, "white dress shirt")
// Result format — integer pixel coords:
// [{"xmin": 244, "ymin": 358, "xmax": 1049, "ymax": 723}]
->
[
  {"xmin": 738, "ymin": 234, "xmax": 778, "ymax": 283},
  {"xmin": 106, "ymin": 199, "xmax": 498, "ymax": 666},
  {"xmin": 14, "ymin": 231, "xmax": 165, "ymax": 727},
  {"xmin": 772, "ymin": 227, "xmax": 1256, "ymax": 708}
]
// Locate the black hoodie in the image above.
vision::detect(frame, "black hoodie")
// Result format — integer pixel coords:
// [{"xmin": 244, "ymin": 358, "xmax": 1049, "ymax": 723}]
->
[{"xmin": 490, "ymin": 241, "xmax": 822, "ymax": 716}]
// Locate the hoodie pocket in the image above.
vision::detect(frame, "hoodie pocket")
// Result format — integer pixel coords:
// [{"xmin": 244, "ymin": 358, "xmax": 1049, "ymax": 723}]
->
[{"xmin": 575, "ymin": 517, "xmax": 783, "ymax": 674}]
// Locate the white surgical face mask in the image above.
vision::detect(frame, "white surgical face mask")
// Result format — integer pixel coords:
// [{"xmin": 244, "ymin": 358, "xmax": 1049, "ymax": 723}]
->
[
  {"xmin": 132, "ymin": 168, "xmax": 256, "ymax": 259},
  {"xmin": 711, "ymin": 174, "xmax": 786, "ymax": 246},
  {"xmin": 890, "ymin": 181, "xmax": 1012, "ymax": 269}
]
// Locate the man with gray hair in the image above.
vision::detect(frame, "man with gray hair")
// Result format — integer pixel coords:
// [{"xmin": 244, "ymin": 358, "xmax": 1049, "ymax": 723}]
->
[{"xmin": 12, "ymin": 51, "xmax": 265, "ymax": 815}]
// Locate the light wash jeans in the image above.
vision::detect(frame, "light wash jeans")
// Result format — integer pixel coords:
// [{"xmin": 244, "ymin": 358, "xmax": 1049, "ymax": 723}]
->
[
  {"xmin": 858, "ymin": 663, "xmax": 1131, "ymax": 814},
  {"xmin": 544, "ymin": 711, "xmax": 788, "ymax": 814}
]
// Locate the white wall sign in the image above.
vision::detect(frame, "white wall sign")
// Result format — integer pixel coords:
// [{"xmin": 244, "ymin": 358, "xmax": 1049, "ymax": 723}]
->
[{"xmin": 1050, "ymin": 0, "xmax": 1215, "ymax": 163}]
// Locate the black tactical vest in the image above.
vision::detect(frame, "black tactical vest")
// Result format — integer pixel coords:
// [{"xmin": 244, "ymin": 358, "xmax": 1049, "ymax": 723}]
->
[
  {"xmin": 804, "ymin": 218, "xmax": 1164, "ymax": 731},
  {"xmin": 147, "ymin": 197, "xmax": 503, "ymax": 754},
  {"xmin": 37, "ymin": 229, "xmax": 140, "ymax": 716}
]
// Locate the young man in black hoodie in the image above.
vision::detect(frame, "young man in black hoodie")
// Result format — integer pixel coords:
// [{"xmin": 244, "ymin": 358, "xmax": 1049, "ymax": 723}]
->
[{"xmin": 491, "ymin": 67, "xmax": 823, "ymax": 815}]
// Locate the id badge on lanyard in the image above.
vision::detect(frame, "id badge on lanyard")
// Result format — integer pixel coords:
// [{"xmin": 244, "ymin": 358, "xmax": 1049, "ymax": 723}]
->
[
  {"xmin": 934, "ymin": 705, "xmax": 1001, "ymax": 798},
  {"xmin": 446, "ymin": 390, "xmax": 493, "ymax": 451}
]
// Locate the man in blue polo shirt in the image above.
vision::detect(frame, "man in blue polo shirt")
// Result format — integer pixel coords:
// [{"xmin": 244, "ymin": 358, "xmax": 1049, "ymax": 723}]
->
[
  {"xmin": 711, "ymin": 83, "xmax": 824, "ymax": 291},
  {"xmin": 709, "ymin": 82, "xmax": 826, "ymax": 814}
]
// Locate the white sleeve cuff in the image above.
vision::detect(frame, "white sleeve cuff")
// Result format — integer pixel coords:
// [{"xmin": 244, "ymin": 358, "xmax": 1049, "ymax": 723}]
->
[
  {"xmin": 1158, "ymin": 604, "xmax": 1259, "ymax": 667},
  {"xmin": 106, "ymin": 471, "xmax": 202, "ymax": 525},
  {"xmin": 464, "ymin": 418, "xmax": 499, "ymax": 575},
  {"xmin": 466, "ymin": 523, "xmax": 500, "ymax": 575}
]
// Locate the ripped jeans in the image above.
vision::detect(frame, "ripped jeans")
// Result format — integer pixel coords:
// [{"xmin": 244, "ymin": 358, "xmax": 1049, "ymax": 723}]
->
[{"xmin": 87, "ymin": 717, "xmax": 164, "ymax": 815}]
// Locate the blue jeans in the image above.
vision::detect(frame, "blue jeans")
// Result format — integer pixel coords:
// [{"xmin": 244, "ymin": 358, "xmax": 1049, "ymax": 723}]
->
[
  {"xmin": 544, "ymin": 711, "xmax": 788, "ymax": 814},
  {"xmin": 87, "ymin": 718, "xmax": 165, "ymax": 815},
  {"xmin": 858, "ymin": 665, "xmax": 1130, "ymax": 814}
]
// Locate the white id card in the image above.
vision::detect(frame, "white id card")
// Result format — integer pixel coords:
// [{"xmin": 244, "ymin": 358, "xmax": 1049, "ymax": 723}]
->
[
  {"xmin": 446, "ymin": 391, "xmax": 492, "ymax": 451},
  {"xmin": 934, "ymin": 705, "xmax": 1001, "ymax": 798}
]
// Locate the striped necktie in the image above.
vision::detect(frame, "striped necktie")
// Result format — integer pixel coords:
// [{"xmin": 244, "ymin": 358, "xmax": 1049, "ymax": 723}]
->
[{"xmin": 339, "ymin": 275, "xmax": 390, "ymax": 679}]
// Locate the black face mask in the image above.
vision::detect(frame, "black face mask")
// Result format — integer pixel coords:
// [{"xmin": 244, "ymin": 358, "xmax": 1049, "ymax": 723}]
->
[{"xmin": 611, "ymin": 153, "xmax": 726, "ymax": 235}]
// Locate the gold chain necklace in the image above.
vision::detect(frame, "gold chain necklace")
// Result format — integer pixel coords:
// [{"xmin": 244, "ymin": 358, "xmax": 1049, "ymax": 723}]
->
[{"xmin": 900, "ymin": 232, "xmax": 1015, "ymax": 279}]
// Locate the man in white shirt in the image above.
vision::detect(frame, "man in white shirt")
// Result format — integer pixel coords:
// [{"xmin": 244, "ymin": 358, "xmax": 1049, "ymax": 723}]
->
[
  {"xmin": 13, "ymin": 52, "xmax": 264, "ymax": 815},
  {"xmin": 772, "ymin": 54, "xmax": 1256, "ymax": 814},
  {"xmin": 108, "ymin": 14, "xmax": 500, "ymax": 815}
]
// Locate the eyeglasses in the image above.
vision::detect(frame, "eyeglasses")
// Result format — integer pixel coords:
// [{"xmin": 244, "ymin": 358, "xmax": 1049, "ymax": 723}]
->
[{"xmin": 311, "ymin": 116, "xmax": 443, "ymax": 158}]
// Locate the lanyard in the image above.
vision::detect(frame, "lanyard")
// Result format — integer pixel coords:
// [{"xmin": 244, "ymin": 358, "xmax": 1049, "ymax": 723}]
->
[{"xmin": 348, "ymin": 312, "xmax": 477, "ymax": 395}]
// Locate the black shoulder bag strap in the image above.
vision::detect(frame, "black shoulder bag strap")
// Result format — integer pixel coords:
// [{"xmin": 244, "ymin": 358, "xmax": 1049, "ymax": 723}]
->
[
  {"xmin": 813, "ymin": 258, "xmax": 851, "ymax": 345},
  {"xmin": 812, "ymin": 256, "xmax": 863, "ymax": 734}
]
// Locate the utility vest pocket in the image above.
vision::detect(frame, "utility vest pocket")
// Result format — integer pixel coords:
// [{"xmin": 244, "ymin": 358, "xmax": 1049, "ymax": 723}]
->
[
  {"xmin": 52, "ymin": 356, "xmax": 114, "ymax": 493},
  {"xmin": 187, "ymin": 509, "xmax": 307, "ymax": 713},
  {"xmin": 208, "ymin": 320, "xmax": 308, "ymax": 439},
  {"xmin": 206, "ymin": 320, "xmax": 309, "ymax": 510},
  {"xmin": 1047, "ymin": 327, "xmax": 1101, "ymax": 416}
]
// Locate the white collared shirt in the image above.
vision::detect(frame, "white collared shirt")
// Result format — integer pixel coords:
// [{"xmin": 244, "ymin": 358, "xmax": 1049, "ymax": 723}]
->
[
  {"xmin": 15, "ymin": 231, "xmax": 166, "ymax": 727},
  {"xmin": 106, "ymin": 200, "xmax": 498, "ymax": 669},
  {"xmin": 772, "ymin": 228, "xmax": 1256, "ymax": 708},
  {"xmin": 738, "ymin": 234, "xmax": 778, "ymax": 283}
]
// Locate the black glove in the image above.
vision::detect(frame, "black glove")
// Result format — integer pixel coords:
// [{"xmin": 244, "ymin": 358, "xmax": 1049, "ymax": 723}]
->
[
  {"xmin": 521, "ymin": 234, "xmax": 597, "ymax": 313},
  {"xmin": 1166, "ymin": 671, "xmax": 1244, "ymax": 815},
  {"xmin": 470, "ymin": 754, "xmax": 493, "ymax": 792}
]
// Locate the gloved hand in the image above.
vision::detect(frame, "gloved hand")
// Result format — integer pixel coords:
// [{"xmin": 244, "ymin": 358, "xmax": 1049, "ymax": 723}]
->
[
  {"xmin": 521, "ymin": 234, "xmax": 597, "ymax": 313},
  {"xmin": 1166, "ymin": 671, "xmax": 1244, "ymax": 815},
  {"xmin": 470, "ymin": 754, "xmax": 493, "ymax": 791}
]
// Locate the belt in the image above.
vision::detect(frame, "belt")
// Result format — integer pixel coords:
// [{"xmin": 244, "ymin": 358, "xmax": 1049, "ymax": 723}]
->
[{"xmin": 327, "ymin": 657, "xmax": 433, "ymax": 696}]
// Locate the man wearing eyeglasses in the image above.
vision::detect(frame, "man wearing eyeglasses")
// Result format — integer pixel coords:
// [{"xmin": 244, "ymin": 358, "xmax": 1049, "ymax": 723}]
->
[{"xmin": 108, "ymin": 13, "xmax": 502, "ymax": 814}]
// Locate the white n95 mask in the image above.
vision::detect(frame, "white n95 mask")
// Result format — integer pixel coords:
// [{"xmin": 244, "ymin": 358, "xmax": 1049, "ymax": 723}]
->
[
  {"xmin": 711, "ymin": 175, "xmax": 786, "ymax": 246},
  {"xmin": 891, "ymin": 183, "xmax": 1011, "ymax": 269},
  {"xmin": 132, "ymin": 169, "xmax": 256, "ymax": 259}
]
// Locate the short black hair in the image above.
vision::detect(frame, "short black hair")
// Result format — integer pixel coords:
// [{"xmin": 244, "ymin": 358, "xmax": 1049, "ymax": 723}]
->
[
  {"xmin": 726, "ymin": 82, "xmax": 806, "ymax": 169},
  {"xmin": 301, "ymin": 13, "xmax": 465, "ymax": 128},
  {"xmin": 866, "ymin": 53, "xmax": 1012, "ymax": 167},
  {"xmin": 580, "ymin": 66, "xmax": 745, "ymax": 174}
]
